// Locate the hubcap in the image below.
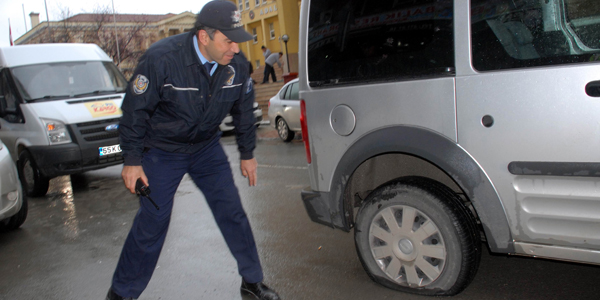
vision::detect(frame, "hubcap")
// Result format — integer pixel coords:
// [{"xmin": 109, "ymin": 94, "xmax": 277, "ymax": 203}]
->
[
  {"xmin": 277, "ymin": 119, "xmax": 288, "ymax": 140},
  {"xmin": 399, "ymin": 238, "xmax": 413, "ymax": 255},
  {"xmin": 369, "ymin": 205, "xmax": 446, "ymax": 287}
]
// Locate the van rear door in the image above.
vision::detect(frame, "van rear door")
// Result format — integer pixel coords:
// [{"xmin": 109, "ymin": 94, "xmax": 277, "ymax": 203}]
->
[{"xmin": 456, "ymin": 0, "xmax": 600, "ymax": 258}]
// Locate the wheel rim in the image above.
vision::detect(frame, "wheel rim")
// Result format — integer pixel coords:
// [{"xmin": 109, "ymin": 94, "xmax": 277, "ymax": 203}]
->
[
  {"xmin": 277, "ymin": 119, "xmax": 288, "ymax": 140},
  {"xmin": 369, "ymin": 204, "xmax": 447, "ymax": 287},
  {"xmin": 22, "ymin": 159, "xmax": 36, "ymax": 190}
]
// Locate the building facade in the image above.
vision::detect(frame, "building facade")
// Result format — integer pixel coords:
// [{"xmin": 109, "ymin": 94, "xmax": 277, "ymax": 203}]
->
[
  {"xmin": 14, "ymin": 12, "xmax": 197, "ymax": 78},
  {"xmin": 236, "ymin": 0, "xmax": 300, "ymax": 73},
  {"xmin": 14, "ymin": 0, "xmax": 300, "ymax": 75}
]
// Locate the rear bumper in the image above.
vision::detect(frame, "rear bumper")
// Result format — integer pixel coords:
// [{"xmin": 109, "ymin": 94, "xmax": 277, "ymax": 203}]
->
[{"xmin": 301, "ymin": 188, "xmax": 348, "ymax": 231}]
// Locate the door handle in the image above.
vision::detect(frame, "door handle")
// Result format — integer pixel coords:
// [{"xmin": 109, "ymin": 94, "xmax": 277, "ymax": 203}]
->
[{"xmin": 585, "ymin": 81, "xmax": 600, "ymax": 97}]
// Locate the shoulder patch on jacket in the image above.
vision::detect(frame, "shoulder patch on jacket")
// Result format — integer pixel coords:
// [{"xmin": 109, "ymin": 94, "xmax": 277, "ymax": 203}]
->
[
  {"xmin": 133, "ymin": 74, "xmax": 149, "ymax": 95},
  {"xmin": 225, "ymin": 65, "xmax": 235, "ymax": 86}
]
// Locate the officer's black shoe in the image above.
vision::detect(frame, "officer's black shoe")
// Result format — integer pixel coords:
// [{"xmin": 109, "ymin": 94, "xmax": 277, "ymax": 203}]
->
[
  {"xmin": 241, "ymin": 280, "xmax": 281, "ymax": 300},
  {"xmin": 106, "ymin": 288, "xmax": 136, "ymax": 300}
]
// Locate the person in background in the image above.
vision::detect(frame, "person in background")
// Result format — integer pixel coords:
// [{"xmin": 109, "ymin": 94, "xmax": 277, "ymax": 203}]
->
[
  {"xmin": 261, "ymin": 45, "xmax": 271, "ymax": 59},
  {"xmin": 262, "ymin": 52, "xmax": 283, "ymax": 84},
  {"xmin": 261, "ymin": 46, "xmax": 272, "ymax": 82},
  {"xmin": 106, "ymin": 1, "xmax": 281, "ymax": 300}
]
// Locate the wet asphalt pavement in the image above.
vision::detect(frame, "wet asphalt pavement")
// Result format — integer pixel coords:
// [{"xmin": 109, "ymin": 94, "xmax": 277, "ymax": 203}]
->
[{"xmin": 1, "ymin": 125, "xmax": 600, "ymax": 300}]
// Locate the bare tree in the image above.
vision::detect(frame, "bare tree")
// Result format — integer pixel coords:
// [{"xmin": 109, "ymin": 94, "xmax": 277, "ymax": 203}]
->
[
  {"xmin": 22, "ymin": 5, "xmax": 157, "ymax": 79},
  {"xmin": 83, "ymin": 5, "xmax": 152, "ymax": 78},
  {"xmin": 52, "ymin": 7, "xmax": 77, "ymax": 43},
  {"xmin": 25, "ymin": 7, "xmax": 75, "ymax": 43}
]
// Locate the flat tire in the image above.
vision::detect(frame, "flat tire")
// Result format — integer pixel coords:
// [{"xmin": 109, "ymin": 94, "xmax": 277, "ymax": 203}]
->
[{"xmin": 354, "ymin": 177, "xmax": 481, "ymax": 296}]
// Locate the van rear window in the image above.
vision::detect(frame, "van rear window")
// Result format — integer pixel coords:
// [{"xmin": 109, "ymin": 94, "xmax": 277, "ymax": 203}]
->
[
  {"xmin": 471, "ymin": 0, "xmax": 600, "ymax": 71},
  {"xmin": 307, "ymin": 0, "xmax": 455, "ymax": 87}
]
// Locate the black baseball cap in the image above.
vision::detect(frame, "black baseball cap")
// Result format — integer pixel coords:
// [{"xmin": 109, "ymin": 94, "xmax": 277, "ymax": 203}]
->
[{"xmin": 197, "ymin": 0, "xmax": 253, "ymax": 43}]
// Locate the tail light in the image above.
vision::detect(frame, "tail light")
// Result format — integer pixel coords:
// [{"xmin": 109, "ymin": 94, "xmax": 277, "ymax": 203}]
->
[{"xmin": 300, "ymin": 99, "xmax": 311, "ymax": 163}]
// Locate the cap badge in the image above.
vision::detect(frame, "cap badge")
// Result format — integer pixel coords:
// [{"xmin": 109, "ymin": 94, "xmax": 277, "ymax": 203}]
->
[{"xmin": 232, "ymin": 10, "xmax": 243, "ymax": 28}]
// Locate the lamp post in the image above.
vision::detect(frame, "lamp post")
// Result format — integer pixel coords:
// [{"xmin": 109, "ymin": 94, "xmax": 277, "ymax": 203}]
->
[{"xmin": 282, "ymin": 34, "xmax": 290, "ymax": 74}]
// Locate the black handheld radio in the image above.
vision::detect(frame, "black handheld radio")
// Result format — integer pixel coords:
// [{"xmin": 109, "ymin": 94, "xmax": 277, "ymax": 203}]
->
[{"xmin": 135, "ymin": 178, "xmax": 160, "ymax": 210}]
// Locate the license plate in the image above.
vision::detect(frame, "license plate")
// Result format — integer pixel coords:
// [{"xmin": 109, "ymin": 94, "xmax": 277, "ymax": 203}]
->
[{"xmin": 99, "ymin": 144, "xmax": 122, "ymax": 156}]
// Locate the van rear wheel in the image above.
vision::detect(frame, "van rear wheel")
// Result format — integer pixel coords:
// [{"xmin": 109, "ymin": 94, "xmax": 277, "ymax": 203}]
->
[
  {"xmin": 18, "ymin": 150, "xmax": 50, "ymax": 197},
  {"xmin": 354, "ymin": 177, "xmax": 481, "ymax": 296}
]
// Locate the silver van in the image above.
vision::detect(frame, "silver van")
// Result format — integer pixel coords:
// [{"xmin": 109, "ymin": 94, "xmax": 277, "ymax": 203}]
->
[
  {"xmin": 298, "ymin": 0, "xmax": 600, "ymax": 296},
  {"xmin": 0, "ymin": 44, "xmax": 127, "ymax": 197}
]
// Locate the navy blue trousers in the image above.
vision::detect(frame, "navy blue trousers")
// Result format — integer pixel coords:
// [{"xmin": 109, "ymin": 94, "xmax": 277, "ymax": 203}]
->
[
  {"xmin": 111, "ymin": 136, "xmax": 263, "ymax": 298},
  {"xmin": 262, "ymin": 63, "xmax": 276, "ymax": 83}
]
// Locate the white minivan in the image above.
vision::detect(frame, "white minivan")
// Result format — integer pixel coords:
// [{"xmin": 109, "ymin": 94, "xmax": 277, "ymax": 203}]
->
[{"xmin": 0, "ymin": 44, "xmax": 128, "ymax": 196}]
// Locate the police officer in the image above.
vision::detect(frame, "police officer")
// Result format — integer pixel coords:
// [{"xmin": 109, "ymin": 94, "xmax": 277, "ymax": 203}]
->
[{"xmin": 106, "ymin": 1, "xmax": 280, "ymax": 299}]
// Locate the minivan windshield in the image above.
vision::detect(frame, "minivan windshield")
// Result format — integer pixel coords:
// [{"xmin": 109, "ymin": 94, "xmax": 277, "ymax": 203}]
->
[{"xmin": 11, "ymin": 61, "xmax": 128, "ymax": 102}]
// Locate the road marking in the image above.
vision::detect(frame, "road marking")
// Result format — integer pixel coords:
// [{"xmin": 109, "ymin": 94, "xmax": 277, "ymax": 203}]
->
[
  {"xmin": 259, "ymin": 164, "xmax": 308, "ymax": 170},
  {"xmin": 230, "ymin": 163, "xmax": 308, "ymax": 170}
]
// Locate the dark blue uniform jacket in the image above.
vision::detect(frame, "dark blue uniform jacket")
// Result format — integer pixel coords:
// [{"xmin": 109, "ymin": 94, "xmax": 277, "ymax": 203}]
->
[{"xmin": 119, "ymin": 31, "xmax": 256, "ymax": 166}]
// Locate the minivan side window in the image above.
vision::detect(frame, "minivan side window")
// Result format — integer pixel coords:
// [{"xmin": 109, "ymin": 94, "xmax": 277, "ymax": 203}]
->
[
  {"xmin": 307, "ymin": 0, "xmax": 454, "ymax": 87},
  {"xmin": 471, "ymin": 0, "xmax": 600, "ymax": 71}
]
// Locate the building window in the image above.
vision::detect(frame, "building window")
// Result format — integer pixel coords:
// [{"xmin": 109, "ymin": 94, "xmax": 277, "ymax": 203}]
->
[
  {"xmin": 256, "ymin": 59, "xmax": 261, "ymax": 68},
  {"xmin": 263, "ymin": 0, "xmax": 267, "ymax": 4},
  {"xmin": 269, "ymin": 23, "xmax": 275, "ymax": 39},
  {"xmin": 238, "ymin": 0, "xmax": 243, "ymax": 10},
  {"xmin": 252, "ymin": 28, "xmax": 258, "ymax": 44},
  {"xmin": 245, "ymin": 0, "xmax": 249, "ymax": 10},
  {"xmin": 255, "ymin": 0, "xmax": 260, "ymax": 6}
]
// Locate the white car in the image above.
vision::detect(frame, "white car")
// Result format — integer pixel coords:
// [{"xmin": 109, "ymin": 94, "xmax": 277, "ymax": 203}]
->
[
  {"xmin": 219, "ymin": 102, "xmax": 263, "ymax": 132},
  {"xmin": 268, "ymin": 78, "xmax": 300, "ymax": 142},
  {"xmin": 0, "ymin": 140, "xmax": 27, "ymax": 232}
]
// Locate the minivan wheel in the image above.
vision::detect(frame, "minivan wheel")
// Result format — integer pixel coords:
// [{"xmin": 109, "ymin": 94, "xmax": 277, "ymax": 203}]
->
[
  {"xmin": 0, "ymin": 195, "xmax": 28, "ymax": 232},
  {"xmin": 276, "ymin": 118, "xmax": 294, "ymax": 142},
  {"xmin": 354, "ymin": 177, "xmax": 481, "ymax": 296},
  {"xmin": 18, "ymin": 150, "xmax": 50, "ymax": 197}
]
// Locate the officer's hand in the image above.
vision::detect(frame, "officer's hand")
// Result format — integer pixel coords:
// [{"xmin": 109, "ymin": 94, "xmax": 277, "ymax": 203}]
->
[
  {"xmin": 122, "ymin": 165, "xmax": 147, "ymax": 194},
  {"xmin": 240, "ymin": 158, "xmax": 258, "ymax": 186}
]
